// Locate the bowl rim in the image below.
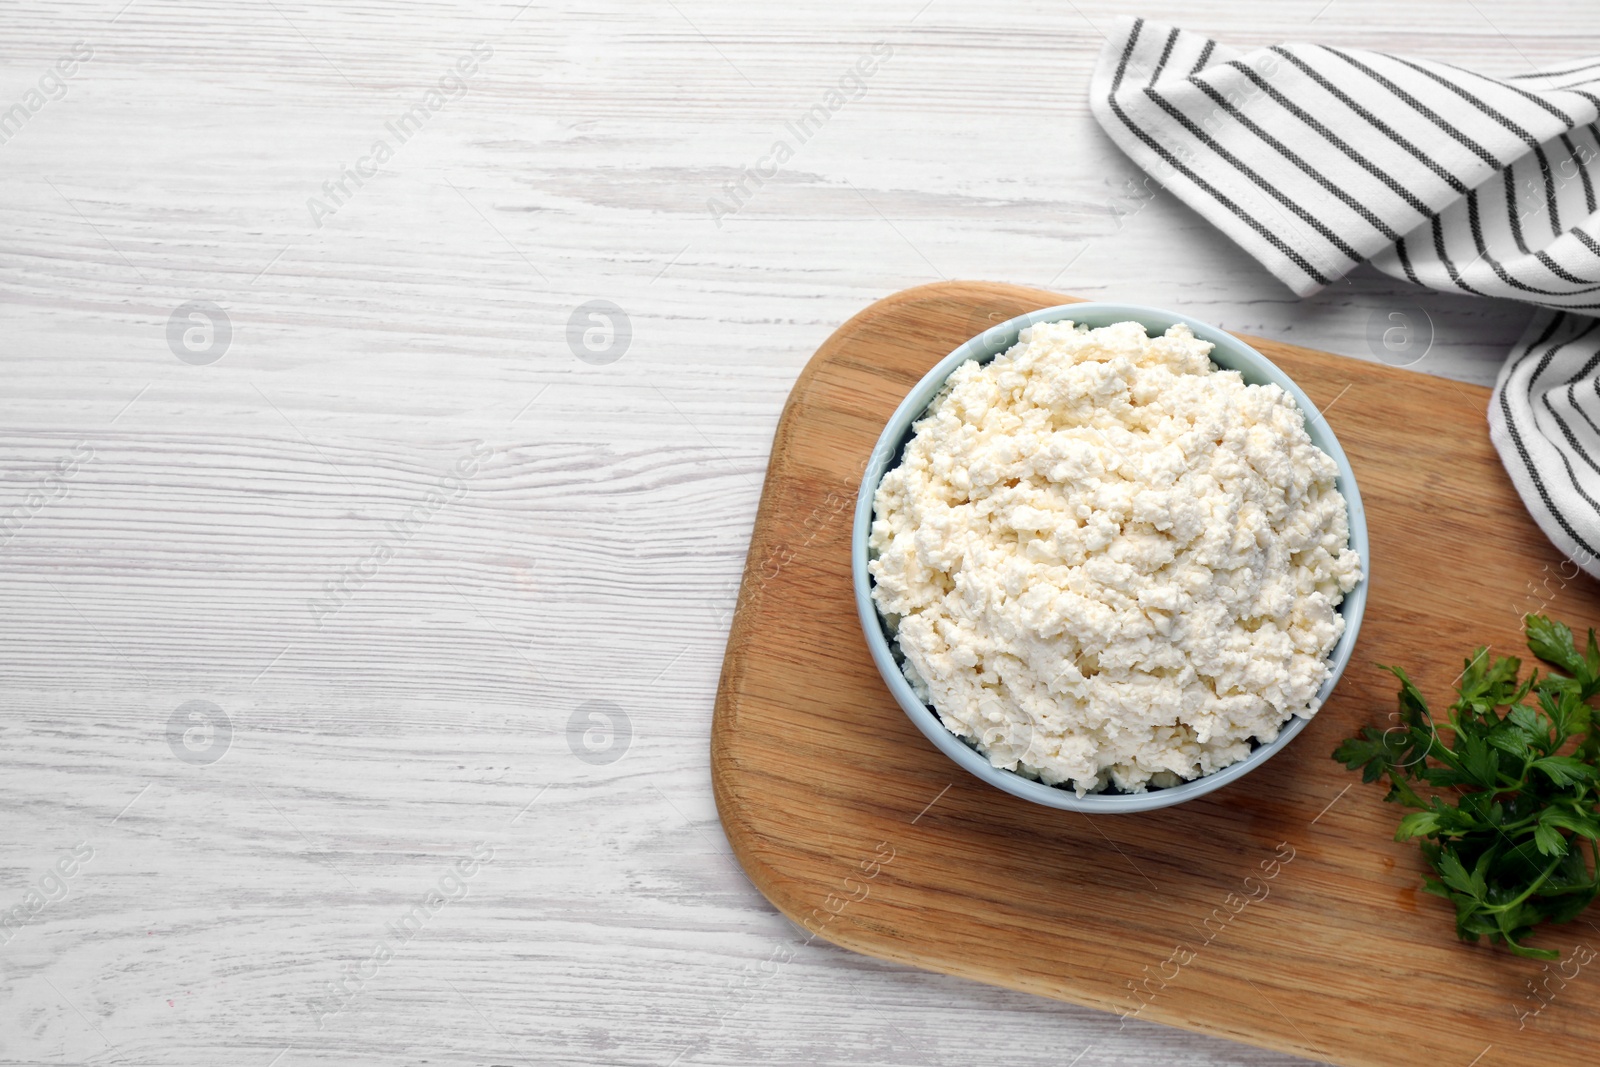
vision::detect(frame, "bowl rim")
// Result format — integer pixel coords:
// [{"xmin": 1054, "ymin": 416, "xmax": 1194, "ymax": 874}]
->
[{"xmin": 850, "ymin": 301, "xmax": 1370, "ymax": 813}]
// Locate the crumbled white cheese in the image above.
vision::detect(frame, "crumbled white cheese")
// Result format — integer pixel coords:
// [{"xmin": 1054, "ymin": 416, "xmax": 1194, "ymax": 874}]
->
[{"xmin": 868, "ymin": 320, "xmax": 1362, "ymax": 796}]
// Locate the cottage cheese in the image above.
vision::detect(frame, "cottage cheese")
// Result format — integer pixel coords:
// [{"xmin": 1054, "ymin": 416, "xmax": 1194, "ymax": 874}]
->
[{"xmin": 868, "ymin": 320, "xmax": 1361, "ymax": 795}]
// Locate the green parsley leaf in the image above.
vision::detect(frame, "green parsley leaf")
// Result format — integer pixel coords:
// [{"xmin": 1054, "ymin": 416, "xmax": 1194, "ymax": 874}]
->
[
  {"xmin": 1534, "ymin": 819, "xmax": 1570, "ymax": 857},
  {"xmin": 1532, "ymin": 755, "xmax": 1596, "ymax": 788},
  {"xmin": 1528, "ymin": 614, "xmax": 1600, "ymax": 699},
  {"xmin": 1395, "ymin": 809, "xmax": 1442, "ymax": 840},
  {"xmin": 1335, "ymin": 615, "xmax": 1600, "ymax": 958},
  {"xmin": 1527, "ymin": 616, "xmax": 1582, "ymax": 674}
]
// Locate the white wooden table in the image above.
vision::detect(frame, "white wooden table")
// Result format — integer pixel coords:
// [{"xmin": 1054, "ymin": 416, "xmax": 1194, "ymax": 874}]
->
[{"xmin": 1, "ymin": 1, "xmax": 1587, "ymax": 1063}]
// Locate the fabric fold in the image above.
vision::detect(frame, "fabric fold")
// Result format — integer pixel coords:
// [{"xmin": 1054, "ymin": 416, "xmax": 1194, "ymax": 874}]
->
[{"xmin": 1090, "ymin": 16, "xmax": 1600, "ymax": 579}]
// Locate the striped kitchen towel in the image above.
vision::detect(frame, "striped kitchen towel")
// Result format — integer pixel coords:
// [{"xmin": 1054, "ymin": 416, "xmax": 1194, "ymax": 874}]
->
[{"xmin": 1090, "ymin": 16, "xmax": 1600, "ymax": 578}]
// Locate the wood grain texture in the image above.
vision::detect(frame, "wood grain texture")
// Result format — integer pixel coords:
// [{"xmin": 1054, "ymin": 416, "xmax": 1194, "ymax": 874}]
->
[
  {"xmin": 712, "ymin": 281, "xmax": 1600, "ymax": 1067},
  {"xmin": 3, "ymin": 0, "xmax": 1600, "ymax": 1063}
]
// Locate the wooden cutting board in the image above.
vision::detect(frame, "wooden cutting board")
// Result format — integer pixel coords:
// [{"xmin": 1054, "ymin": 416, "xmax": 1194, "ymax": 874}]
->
[{"xmin": 711, "ymin": 281, "xmax": 1600, "ymax": 1066}]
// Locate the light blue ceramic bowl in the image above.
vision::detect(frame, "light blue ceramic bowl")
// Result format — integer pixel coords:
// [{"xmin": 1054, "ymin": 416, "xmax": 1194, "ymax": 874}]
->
[{"xmin": 852, "ymin": 303, "xmax": 1369, "ymax": 813}]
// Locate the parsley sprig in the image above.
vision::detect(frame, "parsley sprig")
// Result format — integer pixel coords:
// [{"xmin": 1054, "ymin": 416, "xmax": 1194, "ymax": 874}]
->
[{"xmin": 1334, "ymin": 615, "xmax": 1600, "ymax": 959}]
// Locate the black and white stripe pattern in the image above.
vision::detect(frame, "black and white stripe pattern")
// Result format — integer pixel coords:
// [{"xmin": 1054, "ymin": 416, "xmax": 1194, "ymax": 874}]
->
[{"xmin": 1091, "ymin": 17, "xmax": 1600, "ymax": 577}]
